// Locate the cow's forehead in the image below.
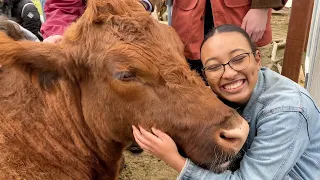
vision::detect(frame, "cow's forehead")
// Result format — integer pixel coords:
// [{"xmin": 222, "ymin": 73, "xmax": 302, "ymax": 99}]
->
[
  {"xmin": 67, "ymin": 13, "xmax": 184, "ymax": 63},
  {"xmin": 61, "ymin": 0, "xmax": 189, "ymax": 82},
  {"xmin": 99, "ymin": 23, "xmax": 187, "ymax": 73}
]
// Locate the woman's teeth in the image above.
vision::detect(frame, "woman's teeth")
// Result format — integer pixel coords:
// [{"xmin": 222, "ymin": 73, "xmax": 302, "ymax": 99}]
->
[{"xmin": 224, "ymin": 80, "xmax": 243, "ymax": 90}]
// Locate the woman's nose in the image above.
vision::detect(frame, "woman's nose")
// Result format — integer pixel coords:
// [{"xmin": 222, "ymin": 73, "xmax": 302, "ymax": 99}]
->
[{"xmin": 222, "ymin": 64, "xmax": 238, "ymax": 79}]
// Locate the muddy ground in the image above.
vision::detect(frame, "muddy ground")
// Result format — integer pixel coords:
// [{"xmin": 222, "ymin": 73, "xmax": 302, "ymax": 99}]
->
[{"xmin": 119, "ymin": 9, "xmax": 291, "ymax": 180}]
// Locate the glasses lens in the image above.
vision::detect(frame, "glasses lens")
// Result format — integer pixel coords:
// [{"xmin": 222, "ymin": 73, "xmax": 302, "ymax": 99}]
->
[
  {"xmin": 229, "ymin": 53, "xmax": 250, "ymax": 71},
  {"xmin": 203, "ymin": 65, "xmax": 224, "ymax": 79}
]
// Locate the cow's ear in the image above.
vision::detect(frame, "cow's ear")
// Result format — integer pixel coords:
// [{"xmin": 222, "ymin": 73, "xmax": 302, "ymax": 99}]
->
[{"xmin": 0, "ymin": 32, "xmax": 84, "ymax": 90}]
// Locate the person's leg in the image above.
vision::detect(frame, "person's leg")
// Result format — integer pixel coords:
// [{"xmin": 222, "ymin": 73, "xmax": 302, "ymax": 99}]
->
[
  {"xmin": 204, "ymin": 0, "xmax": 213, "ymax": 36},
  {"xmin": 126, "ymin": 140, "xmax": 144, "ymax": 154},
  {"xmin": 187, "ymin": 59, "xmax": 203, "ymax": 75},
  {"xmin": 40, "ymin": 0, "xmax": 46, "ymax": 21},
  {"xmin": 186, "ymin": 59, "xmax": 208, "ymax": 85},
  {"xmin": 21, "ymin": 4, "xmax": 43, "ymax": 41}
]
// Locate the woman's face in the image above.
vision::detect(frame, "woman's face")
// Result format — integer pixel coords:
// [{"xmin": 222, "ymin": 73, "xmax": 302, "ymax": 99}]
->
[{"xmin": 201, "ymin": 32, "xmax": 261, "ymax": 105}]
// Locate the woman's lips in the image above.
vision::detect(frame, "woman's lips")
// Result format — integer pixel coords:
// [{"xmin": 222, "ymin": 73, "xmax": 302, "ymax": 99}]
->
[{"xmin": 221, "ymin": 79, "xmax": 245, "ymax": 94}]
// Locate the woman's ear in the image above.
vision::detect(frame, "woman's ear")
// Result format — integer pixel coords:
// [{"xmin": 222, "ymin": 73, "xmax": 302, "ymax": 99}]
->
[{"xmin": 254, "ymin": 50, "xmax": 262, "ymax": 70}]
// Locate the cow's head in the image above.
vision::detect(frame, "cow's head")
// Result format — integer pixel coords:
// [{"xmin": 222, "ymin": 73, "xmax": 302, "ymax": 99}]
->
[{"xmin": 0, "ymin": 0, "xmax": 249, "ymax": 173}]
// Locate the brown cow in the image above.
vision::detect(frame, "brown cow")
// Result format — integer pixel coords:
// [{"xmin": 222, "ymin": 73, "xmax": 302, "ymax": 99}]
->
[{"xmin": 0, "ymin": 0, "xmax": 249, "ymax": 179}]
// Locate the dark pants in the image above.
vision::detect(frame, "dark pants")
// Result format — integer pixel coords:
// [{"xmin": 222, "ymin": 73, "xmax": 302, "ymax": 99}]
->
[
  {"xmin": 11, "ymin": 0, "xmax": 43, "ymax": 41},
  {"xmin": 186, "ymin": 0, "xmax": 213, "ymax": 85},
  {"xmin": 21, "ymin": 4, "xmax": 43, "ymax": 41},
  {"xmin": 187, "ymin": 59, "xmax": 208, "ymax": 85},
  {"xmin": 187, "ymin": 59, "xmax": 203, "ymax": 75},
  {"xmin": 204, "ymin": 0, "xmax": 214, "ymax": 36}
]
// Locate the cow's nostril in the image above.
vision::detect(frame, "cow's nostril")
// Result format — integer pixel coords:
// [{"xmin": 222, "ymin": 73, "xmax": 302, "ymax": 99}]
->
[
  {"xmin": 220, "ymin": 131, "xmax": 239, "ymax": 140},
  {"xmin": 220, "ymin": 132, "xmax": 237, "ymax": 143},
  {"xmin": 217, "ymin": 117, "xmax": 249, "ymax": 152},
  {"xmin": 218, "ymin": 131, "xmax": 242, "ymax": 153}
]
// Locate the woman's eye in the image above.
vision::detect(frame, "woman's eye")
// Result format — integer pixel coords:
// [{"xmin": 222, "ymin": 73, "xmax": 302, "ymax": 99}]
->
[
  {"xmin": 231, "ymin": 55, "xmax": 246, "ymax": 63},
  {"xmin": 207, "ymin": 65, "xmax": 222, "ymax": 71},
  {"xmin": 114, "ymin": 71, "xmax": 136, "ymax": 81}
]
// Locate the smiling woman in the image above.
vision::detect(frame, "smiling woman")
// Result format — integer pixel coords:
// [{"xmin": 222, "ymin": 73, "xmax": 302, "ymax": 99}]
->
[
  {"xmin": 133, "ymin": 24, "xmax": 320, "ymax": 180},
  {"xmin": 200, "ymin": 26, "xmax": 261, "ymax": 105}
]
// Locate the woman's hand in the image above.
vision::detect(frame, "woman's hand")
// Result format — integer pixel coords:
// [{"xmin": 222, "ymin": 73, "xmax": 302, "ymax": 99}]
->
[{"xmin": 132, "ymin": 125, "xmax": 186, "ymax": 172}]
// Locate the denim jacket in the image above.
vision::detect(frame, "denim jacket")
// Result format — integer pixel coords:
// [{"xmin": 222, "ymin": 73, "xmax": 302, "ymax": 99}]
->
[{"xmin": 178, "ymin": 68, "xmax": 320, "ymax": 180}]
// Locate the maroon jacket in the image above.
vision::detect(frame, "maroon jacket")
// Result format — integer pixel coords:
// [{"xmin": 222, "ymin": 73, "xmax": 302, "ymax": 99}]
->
[
  {"xmin": 40, "ymin": 0, "xmax": 85, "ymax": 38},
  {"xmin": 40, "ymin": 0, "xmax": 152, "ymax": 38}
]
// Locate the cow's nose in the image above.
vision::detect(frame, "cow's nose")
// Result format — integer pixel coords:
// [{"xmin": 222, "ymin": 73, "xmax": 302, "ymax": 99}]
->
[{"xmin": 218, "ymin": 120, "xmax": 249, "ymax": 152}]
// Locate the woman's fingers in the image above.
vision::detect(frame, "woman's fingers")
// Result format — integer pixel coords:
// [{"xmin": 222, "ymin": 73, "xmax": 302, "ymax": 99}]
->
[
  {"xmin": 132, "ymin": 125, "xmax": 182, "ymax": 167},
  {"xmin": 132, "ymin": 125, "xmax": 161, "ymax": 152},
  {"xmin": 138, "ymin": 125, "xmax": 163, "ymax": 144},
  {"xmin": 132, "ymin": 127, "xmax": 152, "ymax": 152},
  {"xmin": 151, "ymin": 127, "xmax": 170, "ymax": 141}
]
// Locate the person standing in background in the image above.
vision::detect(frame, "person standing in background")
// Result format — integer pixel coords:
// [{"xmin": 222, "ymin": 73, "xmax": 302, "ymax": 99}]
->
[{"xmin": 171, "ymin": 0, "xmax": 287, "ymax": 76}]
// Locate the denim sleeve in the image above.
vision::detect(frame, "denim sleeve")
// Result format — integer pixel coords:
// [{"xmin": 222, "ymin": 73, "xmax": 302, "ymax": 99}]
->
[{"xmin": 178, "ymin": 111, "xmax": 309, "ymax": 180}]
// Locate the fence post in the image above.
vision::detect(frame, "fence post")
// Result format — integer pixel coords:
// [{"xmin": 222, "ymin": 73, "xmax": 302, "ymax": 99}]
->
[{"xmin": 281, "ymin": 0, "xmax": 314, "ymax": 82}]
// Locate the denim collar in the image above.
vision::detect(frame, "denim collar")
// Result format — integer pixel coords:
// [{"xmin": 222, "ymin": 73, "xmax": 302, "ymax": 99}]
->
[{"xmin": 241, "ymin": 69, "xmax": 265, "ymax": 122}]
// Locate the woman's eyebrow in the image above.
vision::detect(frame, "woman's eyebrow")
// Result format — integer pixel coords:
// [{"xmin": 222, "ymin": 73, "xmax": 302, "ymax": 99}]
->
[
  {"xmin": 204, "ymin": 57, "xmax": 218, "ymax": 66},
  {"xmin": 229, "ymin": 48, "xmax": 247, "ymax": 54},
  {"xmin": 204, "ymin": 48, "xmax": 248, "ymax": 65}
]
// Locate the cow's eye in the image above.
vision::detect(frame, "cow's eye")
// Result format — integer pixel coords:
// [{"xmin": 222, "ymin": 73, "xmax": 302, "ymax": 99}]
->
[{"xmin": 114, "ymin": 71, "xmax": 136, "ymax": 81}]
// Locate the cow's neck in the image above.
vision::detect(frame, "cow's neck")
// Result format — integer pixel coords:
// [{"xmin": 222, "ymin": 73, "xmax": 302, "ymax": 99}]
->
[
  {"xmin": 41, "ymin": 80, "xmax": 124, "ymax": 178},
  {"xmin": 0, "ymin": 71, "xmax": 123, "ymax": 178}
]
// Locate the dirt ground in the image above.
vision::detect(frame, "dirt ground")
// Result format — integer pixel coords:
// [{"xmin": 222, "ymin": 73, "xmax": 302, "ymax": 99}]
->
[{"xmin": 119, "ymin": 9, "xmax": 291, "ymax": 180}]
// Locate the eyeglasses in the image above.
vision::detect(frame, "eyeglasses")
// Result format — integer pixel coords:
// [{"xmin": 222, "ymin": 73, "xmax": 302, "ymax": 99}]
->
[{"xmin": 202, "ymin": 52, "xmax": 253, "ymax": 79}]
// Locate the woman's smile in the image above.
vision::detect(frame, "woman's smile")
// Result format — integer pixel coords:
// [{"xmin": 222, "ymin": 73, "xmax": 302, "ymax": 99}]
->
[{"xmin": 220, "ymin": 79, "xmax": 246, "ymax": 94}]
